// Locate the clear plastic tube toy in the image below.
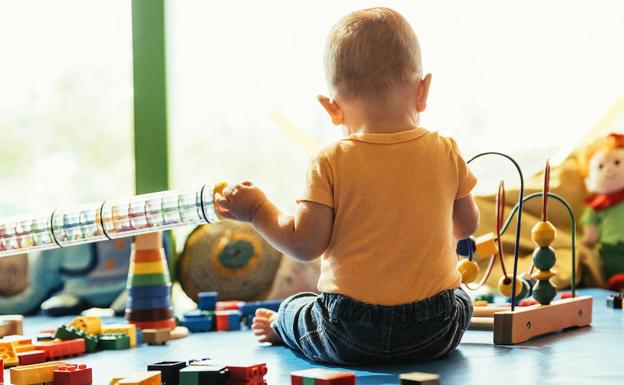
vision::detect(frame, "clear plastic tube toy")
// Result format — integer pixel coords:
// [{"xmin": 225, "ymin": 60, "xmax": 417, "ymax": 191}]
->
[{"xmin": 0, "ymin": 183, "xmax": 223, "ymax": 258}]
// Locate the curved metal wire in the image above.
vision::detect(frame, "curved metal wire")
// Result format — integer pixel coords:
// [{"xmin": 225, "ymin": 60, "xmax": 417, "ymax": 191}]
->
[{"xmin": 467, "ymin": 152, "xmax": 525, "ymax": 311}]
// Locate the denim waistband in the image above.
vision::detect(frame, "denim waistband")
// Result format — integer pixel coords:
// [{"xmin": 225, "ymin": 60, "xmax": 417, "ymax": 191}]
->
[{"xmin": 320, "ymin": 290, "xmax": 456, "ymax": 324}]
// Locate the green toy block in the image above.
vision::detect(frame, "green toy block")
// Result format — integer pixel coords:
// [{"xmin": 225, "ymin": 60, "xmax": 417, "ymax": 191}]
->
[
  {"xmin": 98, "ymin": 333, "xmax": 131, "ymax": 350},
  {"xmin": 128, "ymin": 273, "xmax": 171, "ymax": 287},
  {"xmin": 55, "ymin": 325, "xmax": 99, "ymax": 353}
]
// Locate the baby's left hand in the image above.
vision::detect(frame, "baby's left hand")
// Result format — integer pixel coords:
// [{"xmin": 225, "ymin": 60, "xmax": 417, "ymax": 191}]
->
[{"xmin": 215, "ymin": 181, "xmax": 268, "ymax": 222}]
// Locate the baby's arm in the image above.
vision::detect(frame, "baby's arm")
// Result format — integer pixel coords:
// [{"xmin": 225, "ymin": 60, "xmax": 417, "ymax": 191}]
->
[
  {"xmin": 452, "ymin": 194, "xmax": 480, "ymax": 240},
  {"xmin": 215, "ymin": 182, "xmax": 333, "ymax": 261}
]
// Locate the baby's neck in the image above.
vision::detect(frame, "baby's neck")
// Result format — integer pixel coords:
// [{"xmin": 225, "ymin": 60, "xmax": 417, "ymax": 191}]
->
[{"xmin": 346, "ymin": 113, "xmax": 420, "ymax": 136}]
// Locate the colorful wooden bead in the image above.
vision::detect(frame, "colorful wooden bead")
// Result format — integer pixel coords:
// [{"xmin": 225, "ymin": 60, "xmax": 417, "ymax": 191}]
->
[
  {"xmin": 532, "ymin": 280, "xmax": 557, "ymax": 305},
  {"xmin": 531, "ymin": 221, "xmax": 557, "ymax": 247},
  {"xmin": 532, "ymin": 246, "xmax": 556, "ymax": 270},
  {"xmin": 475, "ymin": 233, "xmax": 498, "ymax": 258},
  {"xmin": 498, "ymin": 275, "xmax": 523, "ymax": 297},
  {"xmin": 457, "ymin": 259, "xmax": 479, "ymax": 284}
]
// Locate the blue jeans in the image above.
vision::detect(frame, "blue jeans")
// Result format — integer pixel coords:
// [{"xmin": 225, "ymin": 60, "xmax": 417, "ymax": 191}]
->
[{"xmin": 273, "ymin": 289, "xmax": 473, "ymax": 365}]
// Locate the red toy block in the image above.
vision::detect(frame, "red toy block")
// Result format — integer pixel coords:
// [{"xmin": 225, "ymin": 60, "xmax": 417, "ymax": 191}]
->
[
  {"xmin": 518, "ymin": 298, "xmax": 539, "ymax": 307},
  {"xmin": 560, "ymin": 292, "xmax": 572, "ymax": 300},
  {"xmin": 227, "ymin": 363, "xmax": 268, "ymax": 382},
  {"xmin": 17, "ymin": 350, "xmax": 46, "ymax": 365},
  {"xmin": 132, "ymin": 318, "xmax": 176, "ymax": 331},
  {"xmin": 34, "ymin": 339, "xmax": 85, "ymax": 360},
  {"xmin": 54, "ymin": 364, "xmax": 92, "ymax": 385},
  {"xmin": 291, "ymin": 368, "xmax": 356, "ymax": 385},
  {"xmin": 216, "ymin": 301, "xmax": 245, "ymax": 311}
]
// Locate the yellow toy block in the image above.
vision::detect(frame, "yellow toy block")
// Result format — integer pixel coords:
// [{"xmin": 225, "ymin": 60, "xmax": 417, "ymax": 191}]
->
[
  {"xmin": 475, "ymin": 233, "xmax": 498, "ymax": 258},
  {"xmin": 0, "ymin": 340, "xmax": 19, "ymax": 367},
  {"xmin": 9, "ymin": 361, "xmax": 65, "ymax": 385},
  {"xmin": 110, "ymin": 376, "xmax": 126, "ymax": 385},
  {"xmin": 531, "ymin": 221, "xmax": 557, "ymax": 247},
  {"xmin": 129, "ymin": 261, "xmax": 168, "ymax": 275},
  {"xmin": 2, "ymin": 336, "xmax": 35, "ymax": 353},
  {"xmin": 117, "ymin": 371, "xmax": 161, "ymax": 385},
  {"xmin": 70, "ymin": 315, "xmax": 102, "ymax": 335},
  {"xmin": 102, "ymin": 324, "xmax": 137, "ymax": 347}
]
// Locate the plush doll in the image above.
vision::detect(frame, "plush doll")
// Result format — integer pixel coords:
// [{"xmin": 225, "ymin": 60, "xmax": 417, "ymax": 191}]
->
[{"xmin": 582, "ymin": 133, "xmax": 624, "ymax": 291}]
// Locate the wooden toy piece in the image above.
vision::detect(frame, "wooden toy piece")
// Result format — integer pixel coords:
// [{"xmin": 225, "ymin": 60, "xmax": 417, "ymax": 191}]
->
[
  {"xmin": 0, "ymin": 322, "xmax": 11, "ymax": 339},
  {"xmin": 606, "ymin": 294, "xmax": 623, "ymax": 309},
  {"xmin": 291, "ymin": 368, "xmax": 356, "ymax": 385},
  {"xmin": 133, "ymin": 318, "xmax": 177, "ymax": 331},
  {"xmin": 216, "ymin": 301, "xmax": 244, "ymax": 311},
  {"xmin": 226, "ymin": 362, "xmax": 268, "ymax": 383},
  {"xmin": 198, "ymin": 292, "xmax": 218, "ymax": 312},
  {"xmin": 9, "ymin": 361, "xmax": 65, "ymax": 385},
  {"xmin": 169, "ymin": 326, "xmax": 190, "ymax": 340},
  {"xmin": 98, "ymin": 334, "xmax": 131, "ymax": 350},
  {"xmin": 474, "ymin": 233, "xmax": 498, "ymax": 258},
  {"xmin": 215, "ymin": 310, "xmax": 242, "ymax": 331},
  {"xmin": 116, "ymin": 372, "xmax": 161, "ymax": 385},
  {"xmin": 69, "ymin": 316, "xmax": 102, "ymax": 335},
  {"xmin": 0, "ymin": 315, "xmax": 24, "ymax": 336},
  {"xmin": 0, "ymin": 341, "xmax": 19, "ymax": 367},
  {"xmin": 457, "ymin": 259, "xmax": 479, "ymax": 284},
  {"xmin": 531, "ymin": 221, "xmax": 557, "ymax": 247},
  {"xmin": 102, "ymin": 324, "xmax": 137, "ymax": 347},
  {"xmin": 493, "ymin": 295, "xmax": 592, "ymax": 344},
  {"xmin": 54, "ymin": 364, "xmax": 93, "ymax": 385},
  {"xmin": 182, "ymin": 312, "xmax": 214, "ymax": 333},
  {"xmin": 456, "ymin": 236, "xmax": 476, "ymax": 257},
  {"xmin": 142, "ymin": 329, "xmax": 170, "ymax": 346},
  {"xmin": 497, "ymin": 274, "xmax": 523, "ymax": 297},
  {"xmin": 472, "ymin": 300, "xmax": 489, "ymax": 307},
  {"xmin": 399, "ymin": 372, "xmax": 440, "ymax": 385},
  {"xmin": 55, "ymin": 325, "xmax": 99, "ymax": 353},
  {"xmin": 34, "ymin": 339, "xmax": 85, "ymax": 360},
  {"xmin": 17, "ymin": 350, "xmax": 46, "ymax": 366},
  {"xmin": 472, "ymin": 304, "xmax": 510, "ymax": 317},
  {"xmin": 147, "ymin": 361, "xmax": 187, "ymax": 385},
  {"xmin": 130, "ymin": 260, "xmax": 168, "ymax": 275},
  {"xmin": 468, "ymin": 317, "xmax": 494, "ymax": 331},
  {"xmin": 179, "ymin": 365, "xmax": 229, "ymax": 385}
]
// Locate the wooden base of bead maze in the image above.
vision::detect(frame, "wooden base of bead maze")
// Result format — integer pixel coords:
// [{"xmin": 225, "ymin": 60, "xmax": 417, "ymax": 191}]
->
[{"xmin": 468, "ymin": 296, "xmax": 593, "ymax": 344}]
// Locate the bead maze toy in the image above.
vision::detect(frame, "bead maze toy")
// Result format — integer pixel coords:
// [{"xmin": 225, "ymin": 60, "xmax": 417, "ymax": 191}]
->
[{"xmin": 457, "ymin": 154, "xmax": 592, "ymax": 344}]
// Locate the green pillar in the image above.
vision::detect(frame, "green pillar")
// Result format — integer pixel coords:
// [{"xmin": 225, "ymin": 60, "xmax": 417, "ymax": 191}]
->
[
  {"xmin": 131, "ymin": 0, "xmax": 169, "ymax": 195},
  {"xmin": 131, "ymin": 0, "xmax": 176, "ymax": 275}
]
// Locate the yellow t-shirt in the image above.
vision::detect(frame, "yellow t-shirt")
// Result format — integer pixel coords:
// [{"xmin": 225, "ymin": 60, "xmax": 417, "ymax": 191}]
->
[{"xmin": 300, "ymin": 128, "xmax": 477, "ymax": 305}]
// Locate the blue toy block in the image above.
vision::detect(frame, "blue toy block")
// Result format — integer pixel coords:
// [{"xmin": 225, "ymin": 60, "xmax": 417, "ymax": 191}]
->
[
  {"xmin": 228, "ymin": 311, "xmax": 241, "ymax": 331},
  {"xmin": 136, "ymin": 328, "xmax": 144, "ymax": 345},
  {"xmin": 127, "ymin": 295, "xmax": 172, "ymax": 310},
  {"xmin": 239, "ymin": 299, "xmax": 282, "ymax": 317},
  {"xmin": 198, "ymin": 292, "xmax": 218, "ymax": 311},
  {"xmin": 182, "ymin": 316, "xmax": 214, "ymax": 333},
  {"xmin": 128, "ymin": 284, "xmax": 171, "ymax": 299}
]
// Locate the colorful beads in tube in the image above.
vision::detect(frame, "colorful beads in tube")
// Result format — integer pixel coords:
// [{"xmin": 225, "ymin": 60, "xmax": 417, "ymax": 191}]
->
[{"xmin": 0, "ymin": 182, "xmax": 223, "ymax": 258}]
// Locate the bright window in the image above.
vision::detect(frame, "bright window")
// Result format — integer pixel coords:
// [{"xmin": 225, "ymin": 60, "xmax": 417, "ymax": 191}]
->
[{"xmin": 0, "ymin": 1, "xmax": 133, "ymax": 216}]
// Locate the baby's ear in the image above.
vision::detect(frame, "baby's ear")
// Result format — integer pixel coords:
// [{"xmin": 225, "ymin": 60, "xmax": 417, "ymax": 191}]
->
[
  {"xmin": 317, "ymin": 95, "xmax": 344, "ymax": 126},
  {"xmin": 415, "ymin": 73, "xmax": 432, "ymax": 113}
]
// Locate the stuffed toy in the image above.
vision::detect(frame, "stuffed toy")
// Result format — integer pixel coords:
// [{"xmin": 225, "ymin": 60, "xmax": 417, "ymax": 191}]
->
[{"xmin": 581, "ymin": 133, "xmax": 624, "ymax": 291}]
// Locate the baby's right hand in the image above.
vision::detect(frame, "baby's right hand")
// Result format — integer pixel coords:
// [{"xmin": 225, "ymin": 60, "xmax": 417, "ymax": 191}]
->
[{"xmin": 214, "ymin": 181, "xmax": 268, "ymax": 223}]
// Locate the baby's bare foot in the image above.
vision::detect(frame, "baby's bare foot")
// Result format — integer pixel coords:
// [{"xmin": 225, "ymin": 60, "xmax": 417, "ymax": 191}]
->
[{"xmin": 252, "ymin": 308, "xmax": 282, "ymax": 344}]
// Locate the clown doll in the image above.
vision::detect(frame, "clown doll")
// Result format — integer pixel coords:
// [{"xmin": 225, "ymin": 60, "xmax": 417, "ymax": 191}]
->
[{"xmin": 582, "ymin": 133, "xmax": 624, "ymax": 291}]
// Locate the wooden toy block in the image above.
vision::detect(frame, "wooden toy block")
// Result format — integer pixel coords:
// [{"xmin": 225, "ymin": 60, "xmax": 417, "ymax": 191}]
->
[
  {"xmin": 399, "ymin": 372, "xmax": 440, "ymax": 385},
  {"xmin": 98, "ymin": 334, "xmax": 131, "ymax": 350},
  {"xmin": 226, "ymin": 362, "xmax": 268, "ymax": 383},
  {"xmin": 0, "ymin": 322, "xmax": 12, "ymax": 339},
  {"xmin": 34, "ymin": 338, "xmax": 85, "ymax": 359},
  {"xmin": 69, "ymin": 316, "xmax": 102, "ymax": 335},
  {"xmin": 216, "ymin": 301, "xmax": 244, "ymax": 311},
  {"xmin": 54, "ymin": 364, "xmax": 93, "ymax": 385},
  {"xmin": 468, "ymin": 317, "xmax": 494, "ymax": 331},
  {"xmin": 116, "ymin": 371, "xmax": 161, "ymax": 385},
  {"xmin": 130, "ymin": 260, "xmax": 168, "ymax": 275},
  {"xmin": 102, "ymin": 324, "xmax": 137, "ymax": 347},
  {"xmin": 9, "ymin": 361, "xmax": 65, "ymax": 385},
  {"xmin": 55, "ymin": 325, "xmax": 99, "ymax": 353},
  {"xmin": 142, "ymin": 329, "xmax": 170, "ymax": 345},
  {"xmin": 169, "ymin": 326, "xmax": 189, "ymax": 340},
  {"xmin": 198, "ymin": 292, "xmax": 218, "ymax": 311},
  {"xmin": 128, "ymin": 284, "xmax": 171, "ymax": 299},
  {"xmin": 179, "ymin": 365, "xmax": 228, "ymax": 385},
  {"xmin": 147, "ymin": 361, "xmax": 187, "ymax": 385},
  {"xmin": 127, "ymin": 296, "xmax": 172, "ymax": 310},
  {"xmin": 127, "ymin": 273, "xmax": 171, "ymax": 287},
  {"xmin": 291, "ymin": 369, "xmax": 356, "ymax": 385},
  {"xmin": 215, "ymin": 310, "xmax": 241, "ymax": 332},
  {"xmin": 125, "ymin": 308, "xmax": 174, "ymax": 323},
  {"xmin": 494, "ymin": 296, "xmax": 592, "ymax": 344},
  {"xmin": 474, "ymin": 233, "xmax": 498, "ymax": 258},
  {"xmin": 0, "ymin": 341, "xmax": 19, "ymax": 367},
  {"xmin": 17, "ymin": 350, "xmax": 46, "ymax": 366},
  {"xmin": 238, "ymin": 300, "xmax": 282, "ymax": 317},
  {"xmin": 0, "ymin": 315, "xmax": 24, "ymax": 336},
  {"xmin": 132, "ymin": 318, "xmax": 177, "ymax": 331},
  {"xmin": 182, "ymin": 316, "xmax": 213, "ymax": 333},
  {"xmin": 606, "ymin": 294, "xmax": 622, "ymax": 309}
]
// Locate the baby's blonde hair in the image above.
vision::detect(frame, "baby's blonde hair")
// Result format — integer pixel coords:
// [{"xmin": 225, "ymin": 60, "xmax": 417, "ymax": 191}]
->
[{"xmin": 324, "ymin": 7, "xmax": 422, "ymax": 102}]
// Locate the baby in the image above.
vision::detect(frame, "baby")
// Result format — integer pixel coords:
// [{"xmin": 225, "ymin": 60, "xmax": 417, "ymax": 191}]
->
[{"xmin": 215, "ymin": 7, "xmax": 479, "ymax": 365}]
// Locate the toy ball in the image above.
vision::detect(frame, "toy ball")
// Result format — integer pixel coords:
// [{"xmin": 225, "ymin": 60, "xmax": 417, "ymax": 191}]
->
[
  {"xmin": 498, "ymin": 274, "xmax": 523, "ymax": 297},
  {"xmin": 457, "ymin": 259, "xmax": 479, "ymax": 284}
]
